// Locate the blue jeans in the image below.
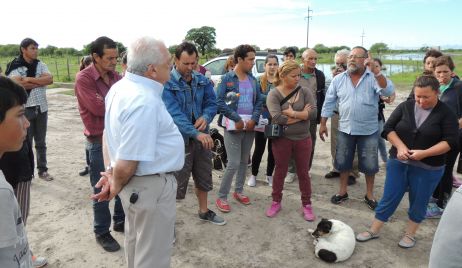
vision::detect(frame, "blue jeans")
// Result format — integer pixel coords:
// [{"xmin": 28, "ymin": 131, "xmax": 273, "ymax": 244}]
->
[
  {"xmin": 375, "ymin": 159, "xmax": 443, "ymax": 223},
  {"xmin": 87, "ymin": 142, "xmax": 125, "ymax": 235},
  {"xmin": 335, "ymin": 131, "xmax": 379, "ymax": 175},
  {"xmin": 25, "ymin": 107, "xmax": 48, "ymax": 173}
]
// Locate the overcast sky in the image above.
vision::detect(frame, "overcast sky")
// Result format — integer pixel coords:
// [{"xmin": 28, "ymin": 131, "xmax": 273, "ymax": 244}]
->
[{"xmin": 1, "ymin": 0, "xmax": 460, "ymax": 50}]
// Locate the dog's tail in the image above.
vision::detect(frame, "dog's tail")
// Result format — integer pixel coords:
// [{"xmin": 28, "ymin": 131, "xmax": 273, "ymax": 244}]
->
[{"xmin": 318, "ymin": 249, "xmax": 337, "ymax": 263}]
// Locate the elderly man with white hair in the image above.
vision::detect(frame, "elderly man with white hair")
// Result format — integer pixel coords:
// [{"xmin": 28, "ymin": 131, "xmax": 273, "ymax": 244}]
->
[{"xmin": 92, "ymin": 36, "xmax": 184, "ymax": 268}]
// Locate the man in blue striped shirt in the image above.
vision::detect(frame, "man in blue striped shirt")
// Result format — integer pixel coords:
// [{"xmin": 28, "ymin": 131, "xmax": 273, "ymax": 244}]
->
[{"xmin": 319, "ymin": 46, "xmax": 394, "ymax": 210}]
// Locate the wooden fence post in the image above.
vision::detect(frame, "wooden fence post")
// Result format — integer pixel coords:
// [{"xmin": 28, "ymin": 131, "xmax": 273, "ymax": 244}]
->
[
  {"xmin": 66, "ymin": 58, "xmax": 70, "ymax": 81},
  {"xmin": 55, "ymin": 60, "xmax": 59, "ymax": 80}
]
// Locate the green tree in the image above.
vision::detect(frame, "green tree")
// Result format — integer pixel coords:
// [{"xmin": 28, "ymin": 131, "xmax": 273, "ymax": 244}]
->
[
  {"xmin": 0, "ymin": 44, "xmax": 20, "ymax": 57},
  {"xmin": 185, "ymin": 26, "xmax": 216, "ymax": 55},
  {"xmin": 370, "ymin": 42, "xmax": 389, "ymax": 54},
  {"xmin": 419, "ymin": 46, "xmax": 430, "ymax": 52},
  {"xmin": 82, "ymin": 43, "xmax": 91, "ymax": 55},
  {"xmin": 40, "ymin": 45, "xmax": 58, "ymax": 56},
  {"xmin": 116, "ymin": 42, "xmax": 126, "ymax": 55},
  {"xmin": 168, "ymin": 45, "xmax": 179, "ymax": 55},
  {"xmin": 313, "ymin": 43, "xmax": 329, "ymax": 53},
  {"xmin": 329, "ymin": 46, "xmax": 350, "ymax": 53}
]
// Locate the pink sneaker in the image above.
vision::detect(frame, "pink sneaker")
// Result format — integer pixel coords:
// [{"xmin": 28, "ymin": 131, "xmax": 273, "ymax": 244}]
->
[
  {"xmin": 266, "ymin": 201, "xmax": 281, "ymax": 217},
  {"xmin": 302, "ymin": 204, "xmax": 316, "ymax": 221}
]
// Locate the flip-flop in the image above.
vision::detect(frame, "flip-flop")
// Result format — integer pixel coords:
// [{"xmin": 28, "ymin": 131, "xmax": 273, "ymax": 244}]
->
[
  {"xmin": 356, "ymin": 230, "xmax": 379, "ymax": 242},
  {"xmin": 398, "ymin": 234, "xmax": 416, "ymax": 248}
]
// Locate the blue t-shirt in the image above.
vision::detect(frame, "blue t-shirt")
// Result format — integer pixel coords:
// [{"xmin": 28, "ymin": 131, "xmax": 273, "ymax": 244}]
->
[{"xmin": 237, "ymin": 78, "xmax": 254, "ymax": 115}]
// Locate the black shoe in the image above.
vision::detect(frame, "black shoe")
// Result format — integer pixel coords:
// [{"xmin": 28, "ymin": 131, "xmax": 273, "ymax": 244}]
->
[
  {"xmin": 364, "ymin": 195, "xmax": 378, "ymax": 210},
  {"xmin": 95, "ymin": 232, "xmax": 120, "ymax": 252},
  {"xmin": 79, "ymin": 166, "xmax": 89, "ymax": 176},
  {"xmin": 325, "ymin": 171, "xmax": 340, "ymax": 179},
  {"xmin": 198, "ymin": 209, "xmax": 226, "ymax": 225},
  {"xmin": 331, "ymin": 193, "xmax": 349, "ymax": 204},
  {"xmin": 348, "ymin": 176, "xmax": 357, "ymax": 186},
  {"xmin": 113, "ymin": 221, "xmax": 124, "ymax": 233}
]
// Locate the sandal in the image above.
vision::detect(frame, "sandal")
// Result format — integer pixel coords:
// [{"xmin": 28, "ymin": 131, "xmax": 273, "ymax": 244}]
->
[
  {"xmin": 398, "ymin": 234, "xmax": 416, "ymax": 248},
  {"xmin": 356, "ymin": 230, "xmax": 379, "ymax": 242}
]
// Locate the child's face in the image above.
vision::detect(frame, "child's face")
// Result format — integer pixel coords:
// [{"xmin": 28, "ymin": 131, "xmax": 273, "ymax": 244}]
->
[{"xmin": 0, "ymin": 105, "xmax": 29, "ymax": 153}]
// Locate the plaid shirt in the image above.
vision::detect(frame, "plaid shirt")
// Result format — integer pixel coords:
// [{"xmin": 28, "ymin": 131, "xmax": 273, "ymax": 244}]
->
[{"xmin": 8, "ymin": 61, "xmax": 50, "ymax": 112}]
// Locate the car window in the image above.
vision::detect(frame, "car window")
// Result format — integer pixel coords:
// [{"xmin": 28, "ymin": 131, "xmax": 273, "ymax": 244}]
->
[
  {"xmin": 256, "ymin": 59, "xmax": 265, "ymax": 74},
  {"xmin": 203, "ymin": 59, "xmax": 227, "ymax": 76}
]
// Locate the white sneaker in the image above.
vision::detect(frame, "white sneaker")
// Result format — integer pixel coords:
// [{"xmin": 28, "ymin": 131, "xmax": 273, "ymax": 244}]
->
[
  {"xmin": 32, "ymin": 255, "xmax": 47, "ymax": 268},
  {"xmin": 285, "ymin": 172, "xmax": 296, "ymax": 183},
  {"xmin": 247, "ymin": 175, "xmax": 257, "ymax": 187},
  {"xmin": 266, "ymin": 176, "xmax": 273, "ymax": 186}
]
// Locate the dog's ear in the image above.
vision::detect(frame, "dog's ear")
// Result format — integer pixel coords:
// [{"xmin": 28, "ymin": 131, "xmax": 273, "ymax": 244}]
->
[
  {"xmin": 319, "ymin": 219, "xmax": 333, "ymax": 233},
  {"xmin": 321, "ymin": 218, "xmax": 329, "ymax": 222},
  {"xmin": 325, "ymin": 220, "xmax": 332, "ymax": 231}
]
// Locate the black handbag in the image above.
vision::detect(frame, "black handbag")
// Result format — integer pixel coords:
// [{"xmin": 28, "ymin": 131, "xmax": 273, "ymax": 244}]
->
[{"xmin": 264, "ymin": 86, "xmax": 301, "ymax": 139}]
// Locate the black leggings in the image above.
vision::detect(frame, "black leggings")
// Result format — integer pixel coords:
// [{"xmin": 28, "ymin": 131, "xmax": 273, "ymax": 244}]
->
[
  {"xmin": 251, "ymin": 131, "xmax": 275, "ymax": 176},
  {"xmin": 433, "ymin": 146, "xmax": 458, "ymax": 208}
]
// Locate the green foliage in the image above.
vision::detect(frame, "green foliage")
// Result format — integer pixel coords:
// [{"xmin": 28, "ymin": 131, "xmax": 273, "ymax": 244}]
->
[
  {"xmin": 330, "ymin": 45, "xmax": 351, "ymax": 53},
  {"xmin": 313, "ymin": 43, "xmax": 329, "ymax": 53},
  {"xmin": 370, "ymin": 42, "xmax": 389, "ymax": 53},
  {"xmin": 185, "ymin": 26, "xmax": 217, "ymax": 55},
  {"xmin": 58, "ymin": 89, "xmax": 76, "ymax": 96},
  {"xmin": 0, "ymin": 44, "xmax": 20, "ymax": 57},
  {"xmin": 168, "ymin": 45, "xmax": 179, "ymax": 55},
  {"xmin": 298, "ymin": 44, "xmax": 351, "ymax": 55},
  {"xmin": 40, "ymin": 45, "xmax": 58, "ymax": 56},
  {"xmin": 82, "ymin": 43, "xmax": 91, "ymax": 55},
  {"xmin": 390, "ymin": 71, "xmax": 421, "ymax": 85},
  {"xmin": 116, "ymin": 42, "xmax": 126, "ymax": 54}
]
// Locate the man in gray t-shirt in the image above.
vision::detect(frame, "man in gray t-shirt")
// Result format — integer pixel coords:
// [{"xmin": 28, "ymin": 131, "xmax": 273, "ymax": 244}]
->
[
  {"xmin": 0, "ymin": 76, "xmax": 33, "ymax": 267},
  {"xmin": 0, "ymin": 171, "xmax": 32, "ymax": 268}
]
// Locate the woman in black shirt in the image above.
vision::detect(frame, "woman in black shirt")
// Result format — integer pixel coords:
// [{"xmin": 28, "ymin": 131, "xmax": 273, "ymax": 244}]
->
[{"xmin": 356, "ymin": 75, "xmax": 458, "ymax": 248}]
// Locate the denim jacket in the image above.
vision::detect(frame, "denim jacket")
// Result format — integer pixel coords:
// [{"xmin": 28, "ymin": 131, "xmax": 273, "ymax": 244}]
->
[
  {"xmin": 216, "ymin": 70, "xmax": 263, "ymax": 127},
  {"xmin": 162, "ymin": 69, "xmax": 217, "ymax": 144}
]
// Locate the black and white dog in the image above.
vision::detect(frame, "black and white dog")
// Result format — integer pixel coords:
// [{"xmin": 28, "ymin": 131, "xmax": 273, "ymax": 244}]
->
[{"xmin": 309, "ymin": 218, "xmax": 356, "ymax": 263}]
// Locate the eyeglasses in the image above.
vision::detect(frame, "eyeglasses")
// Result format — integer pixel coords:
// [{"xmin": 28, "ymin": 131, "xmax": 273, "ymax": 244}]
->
[{"xmin": 348, "ymin": 55, "xmax": 367, "ymax": 59}]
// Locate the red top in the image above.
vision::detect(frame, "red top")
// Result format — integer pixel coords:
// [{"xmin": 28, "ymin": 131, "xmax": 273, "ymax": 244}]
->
[{"xmin": 74, "ymin": 64, "xmax": 121, "ymax": 138}]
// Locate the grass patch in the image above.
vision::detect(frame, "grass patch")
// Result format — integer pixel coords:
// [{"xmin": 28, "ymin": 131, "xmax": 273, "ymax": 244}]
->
[
  {"xmin": 389, "ymin": 71, "xmax": 421, "ymax": 84},
  {"xmin": 47, "ymin": 83, "xmax": 60, "ymax": 89},
  {"xmin": 58, "ymin": 89, "xmax": 75, "ymax": 96}
]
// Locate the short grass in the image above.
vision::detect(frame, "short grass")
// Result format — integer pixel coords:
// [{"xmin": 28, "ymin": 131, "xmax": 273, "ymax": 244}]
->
[{"xmin": 58, "ymin": 89, "xmax": 75, "ymax": 96}]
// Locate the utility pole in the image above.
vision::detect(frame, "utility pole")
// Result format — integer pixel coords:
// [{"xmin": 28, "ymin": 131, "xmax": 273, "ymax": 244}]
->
[
  {"xmin": 361, "ymin": 29, "xmax": 366, "ymax": 46},
  {"xmin": 305, "ymin": 4, "xmax": 313, "ymax": 48}
]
